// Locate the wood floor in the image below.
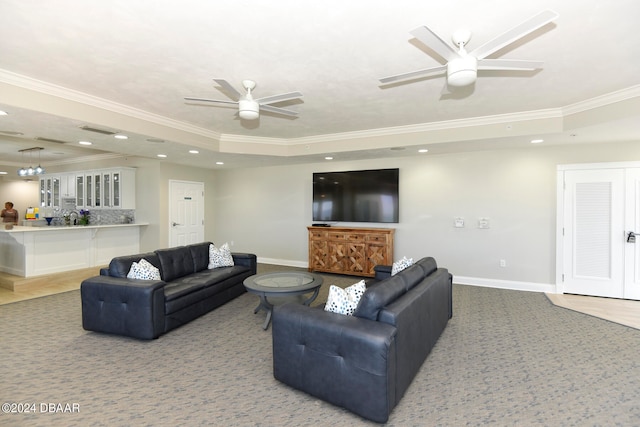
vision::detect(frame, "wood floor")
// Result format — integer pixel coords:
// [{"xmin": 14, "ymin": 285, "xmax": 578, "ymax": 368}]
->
[
  {"xmin": 1, "ymin": 271, "xmax": 638, "ymax": 331},
  {"xmin": 546, "ymin": 292, "xmax": 640, "ymax": 330},
  {"xmin": 0, "ymin": 267, "xmax": 102, "ymax": 305}
]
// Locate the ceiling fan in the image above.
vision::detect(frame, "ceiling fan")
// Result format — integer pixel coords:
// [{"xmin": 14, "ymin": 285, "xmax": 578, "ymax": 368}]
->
[
  {"xmin": 185, "ymin": 79, "xmax": 303, "ymax": 120},
  {"xmin": 379, "ymin": 10, "xmax": 559, "ymax": 89}
]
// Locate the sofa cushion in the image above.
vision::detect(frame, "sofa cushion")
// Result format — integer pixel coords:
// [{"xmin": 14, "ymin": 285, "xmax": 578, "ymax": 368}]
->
[
  {"xmin": 353, "ymin": 275, "xmax": 406, "ymax": 321},
  {"xmin": 107, "ymin": 253, "xmax": 160, "ymax": 278},
  {"xmin": 156, "ymin": 246, "xmax": 195, "ymax": 282},
  {"xmin": 208, "ymin": 243, "xmax": 234, "ymax": 269},
  {"xmin": 126, "ymin": 258, "xmax": 161, "ymax": 280},
  {"xmin": 188, "ymin": 242, "xmax": 212, "ymax": 272},
  {"xmin": 324, "ymin": 280, "xmax": 366, "ymax": 316}
]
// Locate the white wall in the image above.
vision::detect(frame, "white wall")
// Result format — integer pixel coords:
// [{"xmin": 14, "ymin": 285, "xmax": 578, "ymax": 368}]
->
[
  {"xmin": 0, "ymin": 177, "xmax": 39, "ymax": 221},
  {"xmin": 212, "ymin": 140, "xmax": 640, "ymax": 291}
]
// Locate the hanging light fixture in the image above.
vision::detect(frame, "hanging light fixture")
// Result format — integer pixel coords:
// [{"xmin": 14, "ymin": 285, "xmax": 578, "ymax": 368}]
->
[{"xmin": 17, "ymin": 147, "xmax": 45, "ymax": 176}]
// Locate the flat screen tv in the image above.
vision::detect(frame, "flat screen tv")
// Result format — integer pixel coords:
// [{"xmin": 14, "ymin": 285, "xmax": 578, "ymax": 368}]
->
[{"xmin": 312, "ymin": 168, "xmax": 399, "ymax": 223}]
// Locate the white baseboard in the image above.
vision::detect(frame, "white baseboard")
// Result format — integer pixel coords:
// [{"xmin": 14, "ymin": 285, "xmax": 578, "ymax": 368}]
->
[
  {"xmin": 257, "ymin": 257, "xmax": 307, "ymax": 269},
  {"xmin": 454, "ymin": 276, "xmax": 557, "ymax": 294},
  {"xmin": 256, "ymin": 259, "xmax": 559, "ymax": 294}
]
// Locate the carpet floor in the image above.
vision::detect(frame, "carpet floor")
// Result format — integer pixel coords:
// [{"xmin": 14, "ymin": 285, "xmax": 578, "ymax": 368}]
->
[{"xmin": 1, "ymin": 270, "xmax": 640, "ymax": 426}]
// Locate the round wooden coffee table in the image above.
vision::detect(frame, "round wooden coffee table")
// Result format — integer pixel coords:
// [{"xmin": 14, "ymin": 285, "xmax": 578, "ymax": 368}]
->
[{"xmin": 243, "ymin": 271, "xmax": 323, "ymax": 330}]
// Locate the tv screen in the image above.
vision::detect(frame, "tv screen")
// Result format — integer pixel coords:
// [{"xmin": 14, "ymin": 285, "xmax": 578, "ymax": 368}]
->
[{"xmin": 312, "ymin": 168, "xmax": 399, "ymax": 223}]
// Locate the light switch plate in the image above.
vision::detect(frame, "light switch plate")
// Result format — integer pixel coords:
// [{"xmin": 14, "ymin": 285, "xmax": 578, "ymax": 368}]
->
[
  {"xmin": 454, "ymin": 217, "xmax": 465, "ymax": 228},
  {"xmin": 478, "ymin": 217, "xmax": 490, "ymax": 229}
]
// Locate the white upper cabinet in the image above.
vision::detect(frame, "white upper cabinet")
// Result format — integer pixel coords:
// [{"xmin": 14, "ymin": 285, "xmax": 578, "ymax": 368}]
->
[{"xmin": 43, "ymin": 167, "xmax": 136, "ymax": 210}]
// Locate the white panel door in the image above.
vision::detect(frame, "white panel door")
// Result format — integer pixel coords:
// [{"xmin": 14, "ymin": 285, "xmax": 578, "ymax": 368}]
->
[
  {"xmin": 169, "ymin": 180, "xmax": 204, "ymax": 247},
  {"xmin": 624, "ymin": 168, "xmax": 640, "ymax": 300},
  {"xmin": 562, "ymin": 168, "xmax": 625, "ymax": 298}
]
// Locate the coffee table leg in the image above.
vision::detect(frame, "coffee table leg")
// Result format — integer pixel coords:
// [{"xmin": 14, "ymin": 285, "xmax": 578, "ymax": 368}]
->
[
  {"xmin": 255, "ymin": 294, "xmax": 274, "ymax": 330},
  {"xmin": 302, "ymin": 286, "xmax": 320, "ymax": 306}
]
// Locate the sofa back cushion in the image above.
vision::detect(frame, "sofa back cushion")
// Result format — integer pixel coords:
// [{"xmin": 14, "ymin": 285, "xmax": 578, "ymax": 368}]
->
[
  {"xmin": 353, "ymin": 275, "xmax": 406, "ymax": 321},
  {"xmin": 416, "ymin": 257, "xmax": 437, "ymax": 277},
  {"xmin": 107, "ymin": 253, "xmax": 160, "ymax": 278},
  {"xmin": 397, "ymin": 264, "xmax": 425, "ymax": 291},
  {"xmin": 156, "ymin": 246, "xmax": 195, "ymax": 282},
  {"xmin": 187, "ymin": 242, "xmax": 212, "ymax": 272}
]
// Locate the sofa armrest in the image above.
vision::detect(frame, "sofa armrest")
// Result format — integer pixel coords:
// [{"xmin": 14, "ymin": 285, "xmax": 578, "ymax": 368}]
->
[
  {"xmin": 272, "ymin": 303, "xmax": 398, "ymax": 423},
  {"xmin": 374, "ymin": 264, "xmax": 392, "ymax": 281},
  {"xmin": 81, "ymin": 276, "xmax": 166, "ymax": 340},
  {"xmin": 232, "ymin": 252, "xmax": 257, "ymax": 275}
]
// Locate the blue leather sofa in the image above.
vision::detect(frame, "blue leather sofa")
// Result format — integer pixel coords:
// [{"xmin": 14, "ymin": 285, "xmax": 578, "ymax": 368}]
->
[
  {"xmin": 271, "ymin": 257, "xmax": 452, "ymax": 423},
  {"xmin": 81, "ymin": 242, "xmax": 257, "ymax": 340}
]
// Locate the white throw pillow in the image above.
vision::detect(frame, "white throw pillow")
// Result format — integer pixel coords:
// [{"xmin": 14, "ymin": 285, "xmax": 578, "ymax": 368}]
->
[
  {"xmin": 126, "ymin": 258, "xmax": 161, "ymax": 280},
  {"xmin": 208, "ymin": 242, "xmax": 234, "ymax": 269},
  {"xmin": 324, "ymin": 280, "xmax": 367, "ymax": 316},
  {"xmin": 391, "ymin": 256, "xmax": 414, "ymax": 275}
]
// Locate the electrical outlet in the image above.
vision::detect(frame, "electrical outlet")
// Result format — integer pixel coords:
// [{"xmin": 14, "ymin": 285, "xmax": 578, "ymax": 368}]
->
[
  {"xmin": 500, "ymin": 259, "xmax": 506, "ymax": 268},
  {"xmin": 454, "ymin": 217, "xmax": 465, "ymax": 228},
  {"xmin": 230, "ymin": 240, "xmax": 234, "ymax": 246}
]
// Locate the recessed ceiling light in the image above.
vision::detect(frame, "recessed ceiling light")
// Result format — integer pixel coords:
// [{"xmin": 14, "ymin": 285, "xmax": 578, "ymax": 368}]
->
[
  {"xmin": 189, "ymin": 150, "xmax": 199, "ymax": 154},
  {"xmin": 418, "ymin": 149, "xmax": 429, "ymax": 153},
  {"xmin": 114, "ymin": 134, "xmax": 128, "ymax": 140},
  {"xmin": 0, "ymin": 171, "xmax": 7, "ymax": 175},
  {"xmin": 216, "ymin": 161, "xmax": 224, "ymax": 165},
  {"xmin": 0, "ymin": 110, "xmax": 8, "ymax": 116},
  {"xmin": 530, "ymin": 139, "xmax": 544, "ymax": 144},
  {"xmin": 157, "ymin": 154, "xmax": 167, "ymax": 158},
  {"xmin": 79, "ymin": 141, "xmax": 92, "ymax": 145},
  {"xmin": 325, "ymin": 156, "xmax": 333, "ymax": 160}
]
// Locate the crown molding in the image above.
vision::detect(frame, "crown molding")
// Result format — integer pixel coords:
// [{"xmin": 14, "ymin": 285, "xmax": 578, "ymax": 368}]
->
[
  {"xmin": 2, "ymin": 68, "xmax": 638, "ymax": 150},
  {"xmin": 562, "ymin": 84, "xmax": 640, "ymax": 115},
  {"xmin": 0, "ymin": 69, "xmax": 222, "ymax": 141}
]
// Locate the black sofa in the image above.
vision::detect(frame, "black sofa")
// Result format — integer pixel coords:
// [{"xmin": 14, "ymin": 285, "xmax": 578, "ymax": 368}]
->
[
  {"xmin": 272, "ymin": 257, "xmax": 452, "ymax": 423},
  {"xmin": 81, "ymin": 242, "xmax": 257, "ymax": 340}
]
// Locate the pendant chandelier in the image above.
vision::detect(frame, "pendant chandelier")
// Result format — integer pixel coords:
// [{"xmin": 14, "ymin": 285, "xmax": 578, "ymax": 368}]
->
[{"xmin": 17, "ymin": 147, "xmax": 46, "ymax": 177}]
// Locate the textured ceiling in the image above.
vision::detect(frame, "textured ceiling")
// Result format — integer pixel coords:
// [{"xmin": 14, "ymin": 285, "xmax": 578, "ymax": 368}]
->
[{"xmin": 0, "ymin": 0, "xmax": 639, "ymax": 171}]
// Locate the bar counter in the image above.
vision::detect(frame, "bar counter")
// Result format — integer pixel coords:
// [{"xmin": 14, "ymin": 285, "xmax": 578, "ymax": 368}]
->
[{"xmin": 0, "ymin": 223, "xmax": 148, "ymax": 277}]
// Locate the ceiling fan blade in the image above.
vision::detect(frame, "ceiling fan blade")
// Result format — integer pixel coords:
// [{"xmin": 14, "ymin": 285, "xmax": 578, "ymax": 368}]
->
[
  {"xmin": 259, "ymin": 104, "xmax": 299, "ymax": 117},
  {"xmin": 410, "ymin": 25, "xmax": 458, "ymax": 62},
  {"xmin": 212, "ymin": 78, "xmax": 243, "ymax": 101},
  {"xmin": 470, "ymin": 10, "xmax": 558, "ymax": 59},
  {"xmin": 255, "ymin": 91, "xmax": 303, "ymax": 105},
  {"xmin": 379, "ymin": 65, "xmax": 447, "ymax": 85},
  {"xmin": 184, "ymin": 97, "xmax": 238, "ymax": 105},
  {"xmin": 477, "ymin": 58, "xmax": 544, "ymax": 70}
]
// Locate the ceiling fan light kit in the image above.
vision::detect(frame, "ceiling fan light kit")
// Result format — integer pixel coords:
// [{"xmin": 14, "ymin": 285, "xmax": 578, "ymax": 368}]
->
[
  {"xmin": 239, "ymin": 98, "xmax": 259, "ymax": 120},
  {"xmin": 447, "ymin": 55, "xmax": 478, "ymax": 87}
]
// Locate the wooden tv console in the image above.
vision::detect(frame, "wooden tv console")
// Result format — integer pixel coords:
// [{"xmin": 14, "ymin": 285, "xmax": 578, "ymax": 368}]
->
[{"xmin": 307, "ymin": 226, "xmax": 394, "ymax": 277}]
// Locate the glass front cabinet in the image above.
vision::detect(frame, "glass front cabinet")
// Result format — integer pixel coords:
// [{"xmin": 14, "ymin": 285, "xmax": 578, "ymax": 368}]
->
[
  {"xmin": 39, "ymin": 176, "xmax": 60, "ymax": 208},
  {"xmin": 76, "ymin": 168, "xmax": 135, "ymax": 209},
  {"xmin": 42, "ymin": 167, "xmax": 135, "ymax": 210}
]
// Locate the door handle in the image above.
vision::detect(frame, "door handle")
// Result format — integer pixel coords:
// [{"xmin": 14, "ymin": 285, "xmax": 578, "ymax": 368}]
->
[
  {"xmin": 627, "ymin": 231, "xmax": 638, "ymax": 243},
  {"xmin": 172, "ymin": 222, "xmax": 182, "ymax": 227}
]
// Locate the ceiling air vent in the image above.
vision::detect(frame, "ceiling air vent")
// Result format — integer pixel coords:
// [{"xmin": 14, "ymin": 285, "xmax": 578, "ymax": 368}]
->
[
  {"xmin": 35, "ymin": 136, "xmax": 70, "ymax": 144},
  {"xmin": 79, "ymin": 125, "xmax": 116, "ymax": 135}
]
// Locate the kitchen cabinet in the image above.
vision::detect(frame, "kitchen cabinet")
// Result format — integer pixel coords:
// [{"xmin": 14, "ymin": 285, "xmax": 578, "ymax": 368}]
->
[
  {"xmin": 39, "ymin": 176, "xmax": 60, "ymax": 208},
  {"xmin": 60, "ymin": 173, "xmax": 76, "ymax": 198},
  {"xmin": 42, "ymin": 167, "xmax": 136, "ymax": 210},
  {"xmin": 308, "ymin": 226, "xmax": 394, "ymax": 277}
]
